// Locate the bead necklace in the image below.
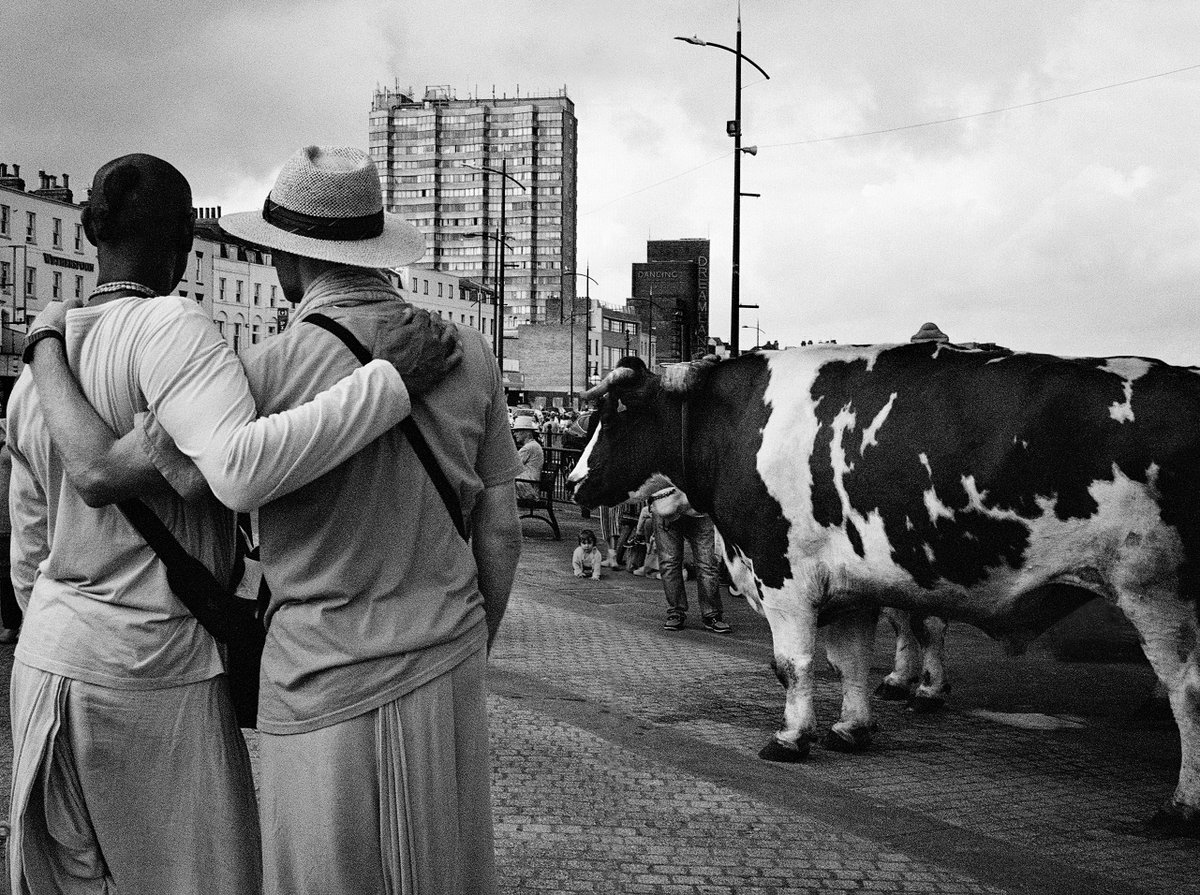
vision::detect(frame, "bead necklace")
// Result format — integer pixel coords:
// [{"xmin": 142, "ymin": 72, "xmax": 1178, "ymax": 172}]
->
[{"xmin": 88, "ymin": 281, "xmax": 159, "ymax": 301}]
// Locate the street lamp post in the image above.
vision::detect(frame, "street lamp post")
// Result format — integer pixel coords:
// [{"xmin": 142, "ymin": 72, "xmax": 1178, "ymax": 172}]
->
[
  {"xmin": 464, "ymin": 160, "xmax": 526, "ymax": 390},
  {"xmin": 565, "ymin": 268, "xmax": 597, "ymax": 408},
  {"xmin": 741, "ymin": 318, "xmax": 762, "ymax": 349},
  {"xmin": 676, "ymin": 3, "xmax": 769, "ymax": 357},
  {"xmin": 463, "ymin": 229, "xmax": 513, "ymax": 362},
  {"xmin": 8, "ymin": 244, "xmax": 28, "ymax": 326}
]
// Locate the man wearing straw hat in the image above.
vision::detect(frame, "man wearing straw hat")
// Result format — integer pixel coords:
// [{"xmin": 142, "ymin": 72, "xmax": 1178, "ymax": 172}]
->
[
  {"xmin": 26, "ymin": 146, "xmax": 522, "ymax": 894},
  {"xmin": 8, "ymin": 151, "xmax": 461, "ymax": 894},
  {"xmin": 512, "ymin": 413, "xmax": 544, "ymax": 502}
]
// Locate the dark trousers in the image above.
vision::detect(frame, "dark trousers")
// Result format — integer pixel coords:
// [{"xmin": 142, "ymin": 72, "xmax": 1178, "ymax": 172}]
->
[
  {"xmin": 654, "ymin": 513, "xmax": 722, "ymax": 621},
  {"xmin": 0, "ymin": 533, "xmax": 20, "ymax": 631}
]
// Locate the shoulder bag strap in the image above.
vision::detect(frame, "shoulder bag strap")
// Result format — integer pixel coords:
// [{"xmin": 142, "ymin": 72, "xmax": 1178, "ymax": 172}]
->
[
  {"xmin": 117, "ymin": 498, "xmax": 246, "ymax": 642},
  {"xmin": 304, "ymin": 312, "xmax": 467, "ymax": 541}
]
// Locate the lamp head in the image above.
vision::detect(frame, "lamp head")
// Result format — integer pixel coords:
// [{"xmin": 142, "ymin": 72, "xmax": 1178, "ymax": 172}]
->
[
  {"xmin": 741, "ymin": 145, "xmax": 758, "ymax": 156},
  {"xmin": 675, "ymin": 35, "xmax": 707, "ymax": 45}
]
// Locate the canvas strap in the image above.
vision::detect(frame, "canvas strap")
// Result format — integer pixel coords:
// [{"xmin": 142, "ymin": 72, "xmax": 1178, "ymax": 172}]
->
[{"xmin": 304, "ymin": 312, "xmax": 467, "ymax": 541}]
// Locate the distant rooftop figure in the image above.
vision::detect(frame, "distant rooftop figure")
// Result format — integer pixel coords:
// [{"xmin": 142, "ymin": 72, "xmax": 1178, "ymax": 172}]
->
[{"xmin": 910, "ymin": 321, "xmax": 950, "ymax": 343}]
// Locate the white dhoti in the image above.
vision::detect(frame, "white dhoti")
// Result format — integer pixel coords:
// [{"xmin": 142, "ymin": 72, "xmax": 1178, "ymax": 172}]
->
[
  {"xmin": 7, "ymin": 660, "xmax": 261, "ymax": 895},
  {"xmin": 259, "ymin": 646, "xmax": 496, "ymax": 895}
]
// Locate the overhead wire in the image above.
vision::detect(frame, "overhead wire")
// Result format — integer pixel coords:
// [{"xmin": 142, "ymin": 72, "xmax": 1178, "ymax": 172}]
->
[
  {"xmin": 581, "ymin": 62, "xmax": 1200, "ymax": 214},
  {"xmin": 580, "ymin": 151, "xmax": 733, "ymax": 217},
  {"xmin": 760, "ymin": 62, "xmax": 1200, "ymax": 148}
]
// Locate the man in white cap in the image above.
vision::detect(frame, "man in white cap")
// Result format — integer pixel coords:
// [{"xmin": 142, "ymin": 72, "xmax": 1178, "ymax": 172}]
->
[
  {"xmin": 26, "ymin": 146, "xmax": 522, "ymax": 894},
  {"xmin": 512, "ymin": 414, "xmax": 544, "ymax": 502},
  {"xmin": 9, "ymin": 152, "xmax": 459, "ymax": 893}
]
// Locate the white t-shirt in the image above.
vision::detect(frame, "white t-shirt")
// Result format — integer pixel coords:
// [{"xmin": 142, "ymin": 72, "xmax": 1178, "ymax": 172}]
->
[{"xmin": 9, "ymin": 295, "xmax": 408, "ymax": 690}]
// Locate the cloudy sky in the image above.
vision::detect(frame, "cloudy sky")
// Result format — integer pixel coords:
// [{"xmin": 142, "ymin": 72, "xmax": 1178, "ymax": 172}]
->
[{"xmin": 4, "ymin": 1, "xmax": 1199, "ymax": 363}]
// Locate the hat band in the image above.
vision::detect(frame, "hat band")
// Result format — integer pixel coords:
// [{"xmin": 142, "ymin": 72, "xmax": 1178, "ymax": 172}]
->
[{"xmin": 262, "ymin": 196, "xmax": 384, "ymax": 242}]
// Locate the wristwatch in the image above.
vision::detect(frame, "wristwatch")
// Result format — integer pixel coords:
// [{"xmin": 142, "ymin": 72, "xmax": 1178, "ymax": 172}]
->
[{"xmin": 22, "ymin": 329, "xmax": 66, "ymax": 365}]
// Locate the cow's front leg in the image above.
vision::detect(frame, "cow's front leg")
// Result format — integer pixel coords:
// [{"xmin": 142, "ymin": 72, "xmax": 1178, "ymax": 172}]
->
[
  {"xmin": 1116, "ymin": 584, "xmax": 1200, "ymax": 835},
  {"xmin": 759, "ymin": 594, "xmax": 819, "ymax": 762},
  {"xmin": 876, "ymin": 608, "xmax": 920, "ymax": 701},
  {"xmin": 823, "ymin": 607, "xmax": 880, "ymax": 752}
]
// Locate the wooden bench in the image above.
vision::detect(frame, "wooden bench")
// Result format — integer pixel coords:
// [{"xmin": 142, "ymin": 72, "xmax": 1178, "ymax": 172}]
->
[{"xmin": 517, "ymin": 464, "xmax": 561, "ymax": 540}]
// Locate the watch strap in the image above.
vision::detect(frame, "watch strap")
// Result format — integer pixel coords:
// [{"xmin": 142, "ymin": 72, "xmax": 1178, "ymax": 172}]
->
[{"xmin": 22, "ymin": 329, "xmax": 66, "ymax": 365}]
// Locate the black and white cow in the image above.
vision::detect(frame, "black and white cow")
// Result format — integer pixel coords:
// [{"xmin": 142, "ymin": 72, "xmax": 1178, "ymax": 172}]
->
[{"xmin": 567, "ymin": 343, "xmax": 1200, "ymax": 831}]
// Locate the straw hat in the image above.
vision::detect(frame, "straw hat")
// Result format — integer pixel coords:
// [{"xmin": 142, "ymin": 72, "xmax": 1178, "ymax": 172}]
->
[
  {"xmin": 219, "ymin": 146, "xmax": 425, "ymax": 268},
  {"xmin": 512, "ymin": 416, "xmax": 539, "ymax": 432},
  {"xmin": 909, "ymin": 321, "xmax": 950, "ymax": 343}
]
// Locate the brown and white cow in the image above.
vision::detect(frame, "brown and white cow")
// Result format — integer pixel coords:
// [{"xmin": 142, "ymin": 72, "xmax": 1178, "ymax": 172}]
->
[{"xmin": 567, "ymin": 344, "xmax": 1200, "ymax": 832}]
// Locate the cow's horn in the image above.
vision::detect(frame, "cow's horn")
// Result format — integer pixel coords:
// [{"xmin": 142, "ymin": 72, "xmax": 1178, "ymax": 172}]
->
[
  {"xmin": 661, "ymin": 356, "xmax": 721, "ymax": 393},
  {"xmin": 582, "ymin": 365, "xmax": 637, "ymax": 401}
]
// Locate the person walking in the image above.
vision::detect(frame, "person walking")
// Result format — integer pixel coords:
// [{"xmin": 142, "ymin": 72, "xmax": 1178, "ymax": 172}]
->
[
  {"xmin": 10, "ymin": 151, "xmax": 458, "ymax": 894},
  {"xmin": 653, "ymin": 486, "xmax": 730, "ymax": 633}
]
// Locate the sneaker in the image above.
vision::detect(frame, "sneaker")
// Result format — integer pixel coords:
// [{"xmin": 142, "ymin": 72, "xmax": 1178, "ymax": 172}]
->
[
  {"xmin": 663, "ymin": 616, "xmax": 685, "ymax": 631},
  {"xmin": 632, "ymin": 568, "xmax": 646, "ymax": 577},
  {"xmin": 703, "ymin": 617, "xmax": 731, "ymax": 634}
]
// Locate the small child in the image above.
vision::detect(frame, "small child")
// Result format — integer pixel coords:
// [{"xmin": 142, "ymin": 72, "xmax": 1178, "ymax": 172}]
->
[{"xmin": 573, "ymin": 530, "xmax": 604, "ymax": 580}]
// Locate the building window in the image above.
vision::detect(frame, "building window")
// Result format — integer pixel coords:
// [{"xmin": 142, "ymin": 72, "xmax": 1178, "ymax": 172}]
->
[
  {"xmin": 75, "ymin": 223, "xmax": 84, "ymax": 252},
  {"xmin": 52, "ymin": 271, "xmax": 62, "ymax": 299},
  {"xmin": 52, "ymin": 218, "xmax": 62, "ymax": 249},
  {"xmin": 423, "ymin": 280, "xmax": 429, "ymax": 295},
  {"xmin": 0, "ymin": 205, "xmax": 9, "ymax": 236},
  {"xmin": 75, "ymin": 275, "xmax": 84, "ymax": 298},
  {"xmin": 235, "ymin": 280, "xmax": 243, "ymax": 302},
  {"xmin": 195, "ymin": 252, "xmax": 203, "ymax": 282},
  {"xmin": 270, "ymin": 285, "xmax": 277, "ymax": 305},
  {"xmin": 24, "ymin": 266, "xmax": 35, "ymax": 297},
  {"xmin": 25, "ymin": 212, "xmax": 36, "ymax": 243},
  {"xmin": 253, "ymin": 284, "xmax": 261, "ymax": 305},
  {"xmin": 437, "ymin": 282, "xmax": 443, "ymax": 297},
  {"xmin": 219, "ymin": 278, "xmax": 226, "ymax": 302},
  {"xmin": 0, "ymin": 261, "xmax": 9, "ymax": 290}
]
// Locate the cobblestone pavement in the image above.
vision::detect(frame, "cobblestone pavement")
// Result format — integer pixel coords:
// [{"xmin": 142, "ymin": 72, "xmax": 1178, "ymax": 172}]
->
[
  {"xmin": 489, "ymin": 515, "xmax": 1197, "ymax": 894},
  {"xmin": 0, "ymin": 512, "xmax": 1196, "ymax": 893}
]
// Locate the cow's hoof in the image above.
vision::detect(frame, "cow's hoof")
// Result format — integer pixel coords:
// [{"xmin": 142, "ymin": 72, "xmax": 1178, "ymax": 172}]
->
[
  {"xmin": 822, "ymin": 726, "xmax": 872, "ymax": 753},
  {"xmin": 1149, "ymin": 804, "xmax": 1200, "ymax": 839},
  {"xmin": 758, "ymin": 738, "xmax": 810, "ymax": 763},
  {"xmin": 874, "ymin": 681, "xmax": 912, "ymax": 702},
  {"xmin": 908, "ymin": 694, "xmax": 947, "ymax": 714}
]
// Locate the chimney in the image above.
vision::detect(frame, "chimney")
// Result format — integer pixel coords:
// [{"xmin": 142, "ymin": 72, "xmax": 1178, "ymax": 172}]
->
[
  {"xmin": 0, "ymin": 163, "xmax": 25, "ymax": 192},
  {"xmin": 31, "ymin": 169, "xmax": 74, "ymax": 204}
]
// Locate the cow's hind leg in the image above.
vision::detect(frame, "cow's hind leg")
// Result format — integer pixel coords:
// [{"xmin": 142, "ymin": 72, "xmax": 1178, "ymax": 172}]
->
[
  {"xmin": 876, "ymin": 608, "xmax": 920, "ymax": 701},
  {"xmin": 1116, "ymin": 587, "xmax": 1200, "ymax": 835},
  {"xmin": 909, "ymin": 614, "xmax": 951, "ymax": 714},
  {"xmin": 759, "ymin": 596, "xmax": 820, "ymax": 762},
  {"xmin": 823, "ymin": 607, "xmax": 880, "ymax": 753}
]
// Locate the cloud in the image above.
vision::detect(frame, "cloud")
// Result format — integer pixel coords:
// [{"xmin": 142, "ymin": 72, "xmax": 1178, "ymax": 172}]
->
[{"xmin": 5, "ymin": 0, "xmax": 1200, "ymax": 364}]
